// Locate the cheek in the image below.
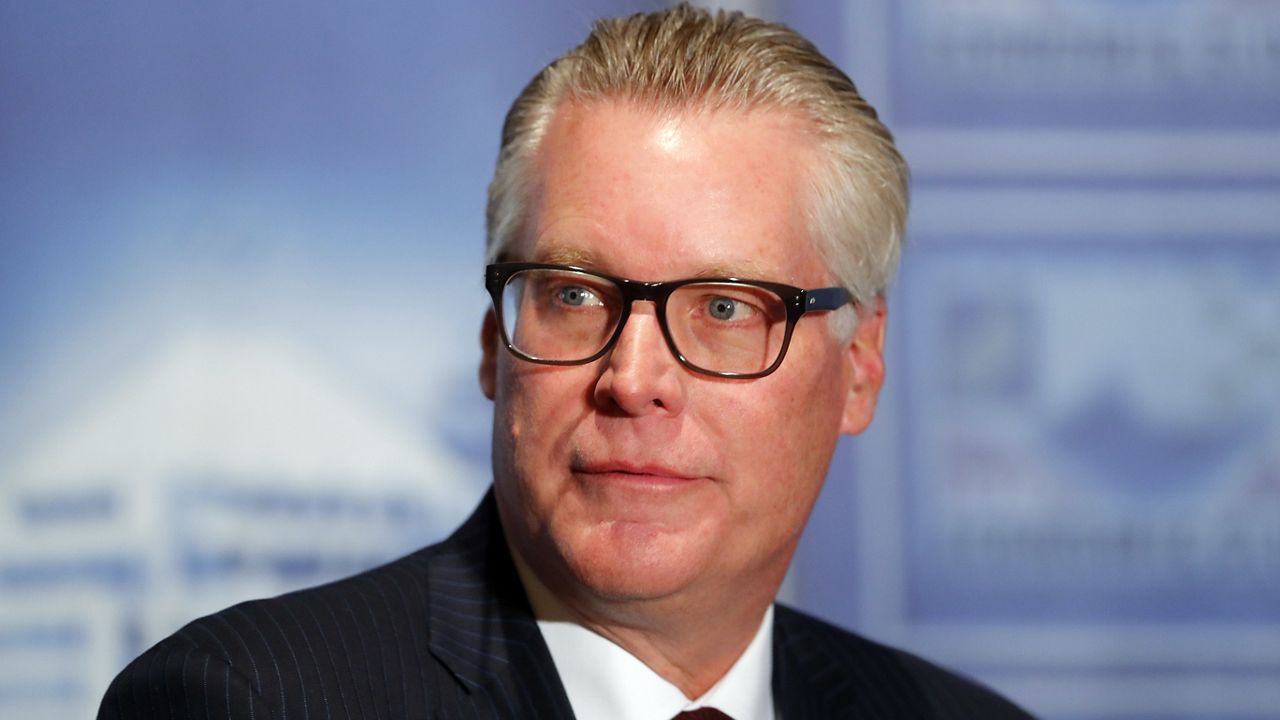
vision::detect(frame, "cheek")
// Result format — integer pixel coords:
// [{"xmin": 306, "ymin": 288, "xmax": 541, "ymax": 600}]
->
[
  {"xmin": 494, "ymin": 359, "xmax": 590, "ymax": 486},
  {"xmin": 721, "ymin": 354, "xmax": 846, "ymax": 509},
  {"xmin": 493, "ymin": 363, "xmax": 576, "ymax": 539},
  {"xmin": 497, "ymin": 356, "xmax": 569, "ymax": 434}
]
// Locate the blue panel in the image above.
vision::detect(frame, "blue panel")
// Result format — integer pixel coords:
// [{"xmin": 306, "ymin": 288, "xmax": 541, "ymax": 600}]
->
[
  {"xmin": 889, "ymin": 0, "xmax": 1280, "ymax": 129},
  {"xmin": 899, "ymin": 238, "xmax": 1280, "ymax": 623}
]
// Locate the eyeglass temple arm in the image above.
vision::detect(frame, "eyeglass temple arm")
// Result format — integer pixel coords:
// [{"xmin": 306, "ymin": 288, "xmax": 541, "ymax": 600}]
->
[{"xmin": 802, "ymin": 287, "xmax": 854, "ymax": 313}]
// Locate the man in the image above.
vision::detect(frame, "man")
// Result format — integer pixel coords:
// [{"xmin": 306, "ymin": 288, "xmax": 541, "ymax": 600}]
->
[{"xmin": 100, "ymin": 6, "xmax": 1032, "ymax": 719}]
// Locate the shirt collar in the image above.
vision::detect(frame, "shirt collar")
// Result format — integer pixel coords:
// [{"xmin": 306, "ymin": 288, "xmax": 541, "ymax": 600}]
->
[{"xmin": 512, "ymin": 550, "xmax": 775, "ymax": 720}]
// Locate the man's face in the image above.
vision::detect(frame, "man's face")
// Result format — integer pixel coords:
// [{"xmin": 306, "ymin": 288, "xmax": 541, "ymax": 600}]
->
[{"xmin": 480, "ymin": 101, "xmax": 885, "ymax": 610}]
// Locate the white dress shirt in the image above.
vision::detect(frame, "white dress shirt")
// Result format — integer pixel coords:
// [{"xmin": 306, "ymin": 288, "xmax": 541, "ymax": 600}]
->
[{"xmin": 512, "ymin": 552, "xmax": 776, "ymax": 720}]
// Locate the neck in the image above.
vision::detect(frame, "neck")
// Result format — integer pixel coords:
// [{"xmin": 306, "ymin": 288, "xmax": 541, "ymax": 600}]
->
[{"xmin": 511, "ymin": 545, "xmax": 785, "ymax": 698}]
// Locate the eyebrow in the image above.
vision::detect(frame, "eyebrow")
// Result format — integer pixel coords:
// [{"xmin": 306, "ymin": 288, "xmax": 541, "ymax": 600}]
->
[
  {"xmin": 691, "ymin": 259, "xmax": 773, "ymax": 280},
  {"xmin": 529, "ymin": 244, "xmax": 776, "ymax": 282},
  {"xmin": 534, "ymin": 246, "xmax": 599, "ymax": 267}
]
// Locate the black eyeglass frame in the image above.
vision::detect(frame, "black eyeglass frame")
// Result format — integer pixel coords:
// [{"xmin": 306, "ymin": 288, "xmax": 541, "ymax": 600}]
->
[{"xmin": 485, "ymin": 262, "xmax": 855, "ymax": 379}]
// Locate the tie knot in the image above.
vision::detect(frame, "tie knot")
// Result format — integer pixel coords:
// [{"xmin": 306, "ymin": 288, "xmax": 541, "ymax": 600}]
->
[{"xmin": 673, "ymin": 709, "xmax": 733, "ymax": 720}]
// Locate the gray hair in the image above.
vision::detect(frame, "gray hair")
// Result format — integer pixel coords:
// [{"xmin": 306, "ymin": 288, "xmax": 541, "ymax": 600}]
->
[{"xmin": 486, "ymin": 4, "xmax": 908, "ymax": 321}]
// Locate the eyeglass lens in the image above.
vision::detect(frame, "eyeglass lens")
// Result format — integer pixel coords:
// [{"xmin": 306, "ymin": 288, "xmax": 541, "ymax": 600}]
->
[{"xmin": 500, "ymin": 267, "xmax": 790, "ymax": 375}]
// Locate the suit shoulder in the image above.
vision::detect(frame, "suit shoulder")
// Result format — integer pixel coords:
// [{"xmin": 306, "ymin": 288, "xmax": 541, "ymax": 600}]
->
[
  {"xmin": 101, "ymin": 547, "xmax": 445, "ymax": 719},
  {"xmin": 774, "ymin": 605, "xmax": 1035, "ymax": 719},
  {"xmin": 98, "ymin": 634, "xmax": 270, "ymax": 720},
  {"xmin": 173, "ymin": 546, "xmax": 436, "ymax": 658}
]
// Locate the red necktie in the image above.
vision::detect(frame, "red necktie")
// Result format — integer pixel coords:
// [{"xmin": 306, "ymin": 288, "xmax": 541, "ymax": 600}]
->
[{"xmin": 673, "ymin": 710, "xmax": 733, "ymax": 720}]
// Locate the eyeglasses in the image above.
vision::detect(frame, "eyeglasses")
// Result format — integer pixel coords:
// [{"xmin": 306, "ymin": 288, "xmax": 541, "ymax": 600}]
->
[{"xmin": 485, "ymin": 262, "xmax": 854, "ymax": 379}]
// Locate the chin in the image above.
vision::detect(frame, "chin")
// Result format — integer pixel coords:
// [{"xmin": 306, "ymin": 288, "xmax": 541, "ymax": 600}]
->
[{"xmin": 560, "ymin": 522, "xmax": 711, "ymax": 602}]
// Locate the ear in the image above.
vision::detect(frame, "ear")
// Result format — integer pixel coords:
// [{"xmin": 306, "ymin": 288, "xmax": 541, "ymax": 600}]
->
[
  {"xmin": 840, "ymin": 297, "xmax": 887, "ymax": 436},
  {"xmin": 479, "ymin": 309, "xmax": 499, "ymax": 401}
]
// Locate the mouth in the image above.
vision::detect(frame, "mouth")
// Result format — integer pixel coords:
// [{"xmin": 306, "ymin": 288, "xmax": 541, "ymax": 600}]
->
[{"xmin": 572, "ymin": 461, "xmax": 703, "ymax": 484}]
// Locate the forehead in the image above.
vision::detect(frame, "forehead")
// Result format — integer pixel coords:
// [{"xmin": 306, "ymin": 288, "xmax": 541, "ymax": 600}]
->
[{"xmin": 516, "ymin": 100, "xmax": 827, "ymax": 284}]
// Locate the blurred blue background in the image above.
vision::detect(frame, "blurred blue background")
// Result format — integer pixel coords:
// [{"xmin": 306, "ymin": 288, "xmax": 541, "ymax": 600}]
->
[{"xmin": 2, "ymin": 1, "xmax": 1278, "ymax": 718}]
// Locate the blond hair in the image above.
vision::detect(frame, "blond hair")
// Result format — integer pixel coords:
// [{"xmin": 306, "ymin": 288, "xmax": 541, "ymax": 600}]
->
[{"xmin": 485, "ymin": 3, "xmax": 908, "ymax": 310}]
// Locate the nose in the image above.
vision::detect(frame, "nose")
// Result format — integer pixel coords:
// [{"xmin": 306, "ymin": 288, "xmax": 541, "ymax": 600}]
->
[{"xmin": 592, "ymin": 302, "xmax": 687, "ymax": 416}]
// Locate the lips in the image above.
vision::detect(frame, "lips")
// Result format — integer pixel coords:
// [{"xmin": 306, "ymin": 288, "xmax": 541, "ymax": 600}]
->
[{"xmin": 572, "ymin": 460, "xmax": 703, "ymax": 482}]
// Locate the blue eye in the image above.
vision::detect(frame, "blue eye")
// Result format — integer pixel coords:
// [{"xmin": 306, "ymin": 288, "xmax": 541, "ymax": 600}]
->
[
  {"xmin": 558, "ymin": 286, "xmax": 593, "ymax": 306},
  {"xmin": 708, "ymin": 297, "xmax": 738, "ymax": 320}
]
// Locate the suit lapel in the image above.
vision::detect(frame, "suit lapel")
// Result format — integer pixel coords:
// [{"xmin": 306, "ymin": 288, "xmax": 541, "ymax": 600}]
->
[
  {"xmin": 424, "ymin": 492, "xmax": 576, "ymax": 719},
  {"xmin": 773, "ymin": 608, "xmax": 847, "ymax": 719},
  {"xmin": 774, "ymin": 605, "xmax": 946, "ymax": 720}
]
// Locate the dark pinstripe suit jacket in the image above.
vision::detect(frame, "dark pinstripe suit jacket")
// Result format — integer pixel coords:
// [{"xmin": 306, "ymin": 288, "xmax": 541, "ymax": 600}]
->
[{"xmin": 99, "ymin": 492, "xmax": 1033, "ymax": 719}]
